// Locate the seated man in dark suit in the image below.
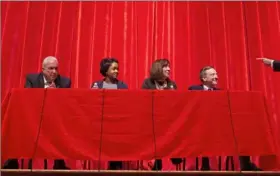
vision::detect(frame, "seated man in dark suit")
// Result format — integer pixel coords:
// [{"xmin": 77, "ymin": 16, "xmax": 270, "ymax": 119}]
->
[
  {"xmin": 188, "ymin": 66, "xmax": 262, "ymax": 171},
  {"xmin": 257, "ymin": 57, "xmax": 280, "ymax": 72},
  {"xmin": 3, "ymin": 56, "xmax": 70, "ymax": 170}
]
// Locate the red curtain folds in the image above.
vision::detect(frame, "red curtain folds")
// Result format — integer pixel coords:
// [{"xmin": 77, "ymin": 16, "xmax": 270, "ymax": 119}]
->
[
  {"xmin": 1, "ymin": 89, "xmax": 278, "ymax": 166},
  {"xmin": 1, "ymin": 1, "xmax": 280, "ymax": 170}
]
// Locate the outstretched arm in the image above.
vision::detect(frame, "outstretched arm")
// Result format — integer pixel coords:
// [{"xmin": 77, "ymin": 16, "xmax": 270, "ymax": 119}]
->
[{"xmin": 257, "ymin": 57, "xmax": 280, "ymax": 72}]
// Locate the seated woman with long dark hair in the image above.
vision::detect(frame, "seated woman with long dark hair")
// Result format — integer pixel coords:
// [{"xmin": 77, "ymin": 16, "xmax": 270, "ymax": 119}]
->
[
  {"xmin": 141, "ymin": 58, "xmax": 180, "ymax": 170},
  {"xmin": 91, "ymin": 58, "xmax": 128, "ymax": 170}
]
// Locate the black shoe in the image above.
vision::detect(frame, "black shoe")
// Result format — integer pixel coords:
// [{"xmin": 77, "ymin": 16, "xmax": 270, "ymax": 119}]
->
[
  {"xmin": 200, "ymin": 157, "xmax": 210, "ymax": 171},
  {"xmin": 108, "ymin": 161, "xmax": 122, "ymax": 170},
  {"xmin": 241, "ymin": 163, "xmax": 262, "ymax": 171},
  {"xmin": 53, "ymin": 159, "xmax": 70, "ymax": 170},
  {"xmin": 53, "ymin": 165, "xmax": 70, "ymax": 170},
  {"xmin": 152, "ymin": 159, "xmax": 162, "ymax": 171},
  {"xmin": 250, "ymin": 163, "xmax": 262, "ymax": 171},
  {"xmin": 200, "ymin": 166, "xmax": 211, "ymax": 171}
]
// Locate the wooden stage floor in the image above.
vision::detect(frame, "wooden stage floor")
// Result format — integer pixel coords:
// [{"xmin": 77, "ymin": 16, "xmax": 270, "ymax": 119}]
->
[{"xmin": 1, "ymin": 170, "xmax": 280, "ymax": 176}]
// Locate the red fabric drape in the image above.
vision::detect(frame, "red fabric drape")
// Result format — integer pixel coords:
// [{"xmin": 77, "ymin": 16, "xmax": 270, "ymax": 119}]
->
[
  {"xmin": 1, "ymin": 1, "xmax": 280, "ymax": 170},
  {"xmin": 1, "ymin": 89, "xmax": 278, "ymax": 166}
]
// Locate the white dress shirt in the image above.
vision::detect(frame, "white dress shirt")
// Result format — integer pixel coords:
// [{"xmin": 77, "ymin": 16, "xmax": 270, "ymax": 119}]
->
[
  {"xmin": 43, "ymin": 76, "xmax": 55, "ymax": 88},
  {"xmin": 203, "ymin": 85, "xmax": 213, "ymax": 91},
  {"xmin": 271, "ymin": 60, "xmax": 274, "ymax": 68}
]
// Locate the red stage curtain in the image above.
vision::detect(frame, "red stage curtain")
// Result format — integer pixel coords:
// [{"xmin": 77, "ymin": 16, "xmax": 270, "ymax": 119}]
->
[{"xmin": 1, "ymin": 1, "xmax": 280, "ymax": 170}]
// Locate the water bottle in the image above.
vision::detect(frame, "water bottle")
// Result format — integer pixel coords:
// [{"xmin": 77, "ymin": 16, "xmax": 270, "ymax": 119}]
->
[{"xmin": 92, "ymin": 82, "xmax": 98, "ymax": 89}]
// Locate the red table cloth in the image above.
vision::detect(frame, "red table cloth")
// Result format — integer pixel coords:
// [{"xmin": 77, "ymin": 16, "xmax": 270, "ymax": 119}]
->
[{"xmin": 1, "ymin": 89, "xmax": 277, "ymax": 160}]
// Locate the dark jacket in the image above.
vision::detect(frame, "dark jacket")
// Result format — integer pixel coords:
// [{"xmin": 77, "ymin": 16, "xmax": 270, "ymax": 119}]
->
[
  {"xmin": 141, "ymin": 77, "xmax": 177, "ymax": 170},
  {"xmin": 24, "ymin": 73, "xmax": 71, "ymax": 88},
  {"xmin": 141, "ymin": 78, "xmax": 177, "ymax": 90},
  {"xmin": 188, "ymin": 85, "xmax": 220, "ymax": 91},
  {"xmin": 273, "ymin": 60, "xmax": 280, "ymax": 72},
  {"xmin": 90, "ymin": 79, "xmax": 127, "ymax": 170},
  {"xmin": 91, "ymin": 79, "xmax": 128, "ymax": 89},
  {"xmin": 22, "ymin": 73, "xmax": 70, "ymax": 169}
]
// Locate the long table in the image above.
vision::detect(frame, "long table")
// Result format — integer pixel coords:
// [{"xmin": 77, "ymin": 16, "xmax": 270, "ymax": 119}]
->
[{"xmin": 1, "ymin": 89, "xmax": 277, "ymax": 160}]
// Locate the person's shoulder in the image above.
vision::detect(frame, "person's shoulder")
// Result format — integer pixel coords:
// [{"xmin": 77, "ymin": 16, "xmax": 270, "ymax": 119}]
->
[
  {"xmin": 141, "ymin": 78, "xmax": 154, "ymax": 89},
  {"xmin": 143, "ymin": 78, "xmax": 150, "ymax": 82},
  {"xmin": 55, "ymin": 75, "xmax": 71, "ymax": 88},
  {"xmin": 117, "ymin": 80, "xmax": 128, "ymax": 89},
  {"xmin": 143, "ymin": 78, "xmax": 154, "ymax": 85},
  {"xmin": 188, "ymin": 85, "xmax": 203, "ymax": 90},
  {"xmin": 118, "ymin": 80, "xmax": 127, "ymax": 85},
  {"xmin": 143, "ymin": 78, "xmax": 152, "ymax": 84},
  {"xmin": 60, "ymin": 75, "xmax": 71, "ymax": 82},
  {"xmin": 91, "ymin": 80, "xmax": 102, "ymax": 84},
  {"xmin": 168, "ymin": 79, "xmax": 177, "ymax": 89},
  {"xmin": 90, "ymin": 80, "xmax": 102, "ymax": 88},
  {"xmin": 26, "ymin": 73, "xmax": 40, "ymax": 80}
]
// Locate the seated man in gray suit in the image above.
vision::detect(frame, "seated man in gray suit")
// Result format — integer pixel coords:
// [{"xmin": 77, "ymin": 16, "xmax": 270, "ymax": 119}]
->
[{"xmin": 3, "ymin": 56, "xmax": 70, "ymax": 170}]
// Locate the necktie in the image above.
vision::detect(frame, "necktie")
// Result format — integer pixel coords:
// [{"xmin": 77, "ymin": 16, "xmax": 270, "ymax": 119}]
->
[{"xmin": 48, "ymin": 82, "xmax": 56, "ymax": 88}]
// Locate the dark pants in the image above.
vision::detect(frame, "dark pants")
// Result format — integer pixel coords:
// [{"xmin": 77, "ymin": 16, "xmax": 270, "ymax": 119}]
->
[
  {"xmin": 202, "ymin": 156, "xmax": 258, "ymax": 170},
  {"xmin": 3, "ymin": 159, "xmax": 67, "ymax": 169},
  {"xmin": 108, "ymin": 161, "xmax": 122, "ymax": 170},
  {"xmin": 239, "ymin": 156, "xmax": 255, "ymax": 170},
  {"xmin": 201, "ymin": 157, "xmax": 211, "ymax": 169},
  {"xmin": 152, "ymin": 159, "xmax": 162, "ymax": 170}
]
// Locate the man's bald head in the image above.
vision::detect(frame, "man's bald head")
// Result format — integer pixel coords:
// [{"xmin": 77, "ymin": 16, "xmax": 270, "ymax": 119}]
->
[{"xmin": 42, "ymin": 56, "xmax": 59, "ymax": 82}]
